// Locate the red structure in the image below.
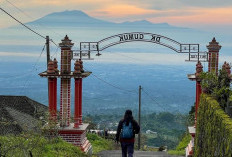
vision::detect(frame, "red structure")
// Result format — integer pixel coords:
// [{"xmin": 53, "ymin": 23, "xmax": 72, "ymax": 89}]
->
[
  {"xmin": 186, "ymin": 61, "xmax": 203, "ymax": 156},
  {"xmin": 73, "ymin": 59, "xmax": 84, "ymax": 128},
  {"xmin": 186, "ymin": 38, "xmax": 221, "ymax": 156},
  {"xmin": 47, "ymin": 60, "xmax": 58, "ymax": 121},
  {"xmin": 39, "ymin": 35, "xmax": 92, "ymax": 154},
  {"xmin": 194, "ymin": 61, "xmax": 203, "ymax": 123},
  {"xmin": 207, "ymin": 37, "xmax": 221, "ymax": 75},
  {"xmin": 222, "ymin": 61, "xmax": 231, "ymax": 76}
]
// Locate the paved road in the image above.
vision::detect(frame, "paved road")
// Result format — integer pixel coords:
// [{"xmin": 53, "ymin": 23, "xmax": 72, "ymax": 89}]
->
[{"xmin": 97, "ymin": 150, "xmax": 184, "ymax": 157}]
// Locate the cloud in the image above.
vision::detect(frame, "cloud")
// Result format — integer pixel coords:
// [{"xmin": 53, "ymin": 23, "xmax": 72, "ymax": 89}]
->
[
  {"xmin": 0, "ymin": 52, "xmax": 41, "ymax": 57},
  {"xmin": 123, "ymin": 0, "xmax": 232, "ymax": 10},
  {"xmin": 1, "ymin": 0, "xmax": 232, "ymax": 29},
  {"xmin": 90, "ymin": 4, "xmax": 157, "ymax": 18},
  {"xmin": 147, "ymin": 7, "xmax": 232, "ymax": 26}
]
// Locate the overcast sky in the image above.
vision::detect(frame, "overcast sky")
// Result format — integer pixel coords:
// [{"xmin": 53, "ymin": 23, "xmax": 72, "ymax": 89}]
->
[{"xmin": 0, "ymin": 0, "xmax": 232, "ymax": 33}]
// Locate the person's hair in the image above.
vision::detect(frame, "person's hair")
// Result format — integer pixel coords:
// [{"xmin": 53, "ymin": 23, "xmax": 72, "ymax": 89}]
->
[{"xmin": 124, "ymin": 110, "xmax": 134, "ymax": 125}]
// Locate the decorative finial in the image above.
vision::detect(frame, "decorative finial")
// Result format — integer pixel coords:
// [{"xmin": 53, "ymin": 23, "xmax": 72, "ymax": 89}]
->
[
  {"xmin": 59, "ymin": 35, "xmax": 74, "ymax": 48},
  {"xmin": 212, "ymin": 37, "xmax": 216, "ymax": 43},
  {"xmin": 222, "ymin": 61, "xmax": 231, "ymax": 76},
  {"xmin": 207, "ymin": 37, "xmax": 221, "ymax": 51},
  {"xmin": 79, "ymin": 59, "xmax": 84, "ymax": 73},
  {"xmin": 73, "ymin": 60, "xmax": 81, "ymax": 74},
  {"xmin": 47, "ymin": 60, "xmax": 55, "ymax": 74},
  {"xmin": 195, "ymin": 61, "xmax": 203, "ymax": 78},
  {"xmin": 53, "ymin": 58, "xmax": 59, "ymax": 73}
]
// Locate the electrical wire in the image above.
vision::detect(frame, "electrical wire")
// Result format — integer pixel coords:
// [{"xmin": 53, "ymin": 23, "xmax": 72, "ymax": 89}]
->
[
  {"xmin": 0, "ymin": 6, "xmax": 60, "ymax": 48},
  {"xmin": 142, "ymin": 88, "xmax": 184, "ymax": 114},
  {"xmin": 19, "ymin": 44, "xmax": 46, "ymax": 95},
  {"xmin": 3, "ymin": 0, "xmax": 60, "ymax": 37},
  {"xmin": 3, "ymin": 0, "xmax": 64, "ymax": 39},
  {"xmin": 4, "ymin": 0, "xmax": 32, "ymax": 19},
  {"xmin": 0, "ymin": 45, "xmax": 46, "ymax": 80},
  {"xmin": 84, "ymin": 94, "xmax": 119, "ymax": 101},
  {"xmin": 51, "ymin": 45, "xmax": 59, "ymax": 59},
  {"xmin": 83, "ymin": 67, "xmax": 138, "ymax": 94},
  {"xmin": 0, "ymin": 7, "xmax": 46, "ymax": 39},
  {"xmin": 142, "ymin": 88, "xmax": 167, "ymax": 112}
]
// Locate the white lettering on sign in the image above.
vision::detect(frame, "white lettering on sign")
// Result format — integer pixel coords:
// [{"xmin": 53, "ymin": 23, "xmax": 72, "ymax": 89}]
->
[
  {"xmin": 118, "ymin": 33, "xmax": 161, "ymax": 43},
  {"xmin": 190, "ymin": 55, "xmax": 207, "ymax": 59}
]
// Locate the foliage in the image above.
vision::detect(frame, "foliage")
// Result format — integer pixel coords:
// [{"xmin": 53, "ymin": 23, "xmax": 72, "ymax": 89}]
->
[
  {"xmin": 200, "ymin": 70, "xmax": 231, "ymax": 110},
  {"xmin": 194, "ymin": 95, "xmax": 232, "ymax": 156},
  {"xmin": 142, "ymin": 112, "xmax": 186, "ymax": 149},
  {"xmin": 200, "ymin": 71, "xmax": 218, "ymax": 94},
  {"xmin": 187, "ymin": 104, "xmax": 195, "ymax": 126},
  {"xmin": 0, "ymin": 133, "xmax": 87, "ymax": 157},
  {"xmin": 83, "ymin": 116, "xmax": 97, "ymax": 130},
  {"xmin": 168, "ymin": 133, "xmax": 191, "ymax": 155},
  {"xmin": 87, "ymin": 133, "xmax": 114, "ymax": 154},
  {"xmin": 84, "ymin": 111, "xmax": 187, "ymax": 149}
]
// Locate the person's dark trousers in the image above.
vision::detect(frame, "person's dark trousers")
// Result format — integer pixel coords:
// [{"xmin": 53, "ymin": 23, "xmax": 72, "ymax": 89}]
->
[{"xmin": 121, "ymin": 142, "xmax": 134, "ymax": 157}]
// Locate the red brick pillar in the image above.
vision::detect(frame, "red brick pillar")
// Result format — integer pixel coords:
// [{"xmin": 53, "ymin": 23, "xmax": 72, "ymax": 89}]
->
[
  {"xmin": 73, "ymin": 60, "xmax": 83, "ymax": 128},
  {"xmin": 74, "ymin": 78, "xmax": 81, "ymax": 128},
  {"xmin": 79, "ymin": 78, "xmax": 83, "ymax": 124},
  {"xmin": 207, "ymin": 37, "xmax": 221, "ymax": 75},
  {"xmin": 79, "ymin": 59, "xmax": 84, "ymax": 124},
  {"xmin": 59, "ymin": 35, "xmax": 74, "ymax": 127},
  {"xmin": 47, "ymin": 60, "xmax": 57, "ymax": 121}
]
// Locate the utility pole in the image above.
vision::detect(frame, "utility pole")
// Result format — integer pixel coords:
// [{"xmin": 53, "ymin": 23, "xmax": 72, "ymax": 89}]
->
[
  {"xmin": 138, "ymin": 85, "xmax": 142, "ymax": 150},
  {"xmin": 46, "ymin": 36, "xmax": 50, "ymax": 101},
  {"xmin": 46, "ymin": 36, "xmax": 50, "ymax": 66}
]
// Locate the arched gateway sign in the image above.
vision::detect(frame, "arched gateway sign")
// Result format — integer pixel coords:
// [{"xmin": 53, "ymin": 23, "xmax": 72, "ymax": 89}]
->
[{"xmin": 72, "ymin": 32, "xmax": 208, "ymax": 62}]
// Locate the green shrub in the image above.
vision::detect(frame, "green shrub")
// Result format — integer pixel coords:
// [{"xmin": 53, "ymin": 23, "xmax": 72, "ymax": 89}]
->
[
  {"xmin": 0, "ymin": 133, "xmax": 87, "ymax": 157},
  {"xmin": 200, "ymin": 70, "xmax": 231, "ymax": 110},
  {"xmin": 87, "ymin": 133, "xmax": 114, "ymax": 154},
  {"xmin": 168, "ymin": 133, "xmax": 191, "ymax": 156},
  {"xmin": 194, "ymin": 95, "xmax": 232, "ymax": 156}
]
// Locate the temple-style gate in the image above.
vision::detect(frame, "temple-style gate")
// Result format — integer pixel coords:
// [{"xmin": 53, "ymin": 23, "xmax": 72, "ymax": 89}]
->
[
  {"xmin": 186, "ymin": 38, "xmax": 223, "ymax": 156},
  {"xmin": 39, "ymin": 32, "xmax": 229, "ymax": 156},
  {"xmin": 39, "ymin": 36, "xmax": 92, "ymax": 153}
]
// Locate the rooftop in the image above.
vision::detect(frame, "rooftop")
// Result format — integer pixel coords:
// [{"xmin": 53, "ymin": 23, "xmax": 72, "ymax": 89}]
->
[{"xmin": 0, "ymin": 96, "xmax": 48, "ymax": 135}]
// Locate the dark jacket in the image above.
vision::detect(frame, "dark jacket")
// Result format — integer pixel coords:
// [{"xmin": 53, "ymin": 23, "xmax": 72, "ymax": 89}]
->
[{"xmin": 116, "ymin": 119, "xmax": 140, "ymax": 142}]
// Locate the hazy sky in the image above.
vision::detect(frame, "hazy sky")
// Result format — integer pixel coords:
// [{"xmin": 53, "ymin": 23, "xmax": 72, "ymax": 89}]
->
[{"xmin": 0, "ymin": 0, "xmax": 232, "ymax": 32}]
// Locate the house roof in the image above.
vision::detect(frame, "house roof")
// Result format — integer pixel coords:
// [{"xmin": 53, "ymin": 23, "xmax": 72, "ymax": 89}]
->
[{"xmin": 0, "ymin": 96, "xmax": 48, "ymax": 135}]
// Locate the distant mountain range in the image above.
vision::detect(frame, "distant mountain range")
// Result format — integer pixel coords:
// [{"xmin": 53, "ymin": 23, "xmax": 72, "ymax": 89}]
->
[
  {"xmin": 27, "ymin": 10, "xmax": 175, "ymax": 28},
  {"xmin": 4, "ymin": 10, "xmax": 232, "ymax": 56}
]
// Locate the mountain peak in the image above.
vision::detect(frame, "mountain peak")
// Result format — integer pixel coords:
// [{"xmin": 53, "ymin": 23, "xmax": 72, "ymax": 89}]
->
[
  {"xmin": 121, "ymin": 20, "xmax": 153, "ymax": 25},
  {"xmin": 27, "ymin": 10, "xmax": 174, "ymax": 28},
  {"xmin": 49, "ymin": 10, "xmax": 89, "ymax": 17}
]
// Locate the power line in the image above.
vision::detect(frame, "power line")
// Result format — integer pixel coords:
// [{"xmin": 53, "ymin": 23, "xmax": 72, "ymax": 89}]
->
[
  {"xmin": 142, "ymin": 88, "xmax": 167, "ymax": 112},
  {"xmin": 4, "ymin": 0, "xmax": 32, "ymax": 19},
  {"xmin": 4, "ymin": 0, "xmax": 64, "ymax": 38},
  {"xmin": 50, "ymin": 39, "xmax": 60, "ymax": 49},
  {"xmin": 0, "ymin": 7, "xmax": 46, "ymax": 39},
  {"xmin": 0, "ymin": 6, "xmax": 60, "ymax": 48},
  {"xmin": 0, "ymin": 45, "xmax": 46, "ymax": 80},
  {"xmin": 83, "ymin": 67, "xmax": 138, "ymax": 94},
  {"xmin": 51, "ymin": 44, "xmax": 59, "ymax": 59},
  {"xmin": 84, "ymin": 94, "xmax": 119, "ymax": 101},
  {"xmin": 19, "ymin": 44, "xmax": 46, "ymax": 95}
]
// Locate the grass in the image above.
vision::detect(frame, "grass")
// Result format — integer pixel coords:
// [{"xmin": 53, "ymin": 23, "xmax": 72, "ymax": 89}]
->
[
  {"xmin": 0, "ymin": 133, "xmax": 87, "ymax": 157},
  {"xmin": 168, "ymin": 133, "xmax": 191, "ymax": 156},
  {"xmin": 87, "ymin": 133, "xmax": 115, "ymax": 155}
]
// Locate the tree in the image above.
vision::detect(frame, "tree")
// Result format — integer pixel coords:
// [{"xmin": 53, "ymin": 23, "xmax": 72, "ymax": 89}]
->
[{"xmin": 200, "ymin": 69, "xmax": 231, "ymax": 110}]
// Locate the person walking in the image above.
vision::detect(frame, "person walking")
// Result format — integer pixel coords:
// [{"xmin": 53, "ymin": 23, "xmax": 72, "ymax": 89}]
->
[{"xmin": 116, "ymin": 110, "xmax": 140, "ymax": 157}]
